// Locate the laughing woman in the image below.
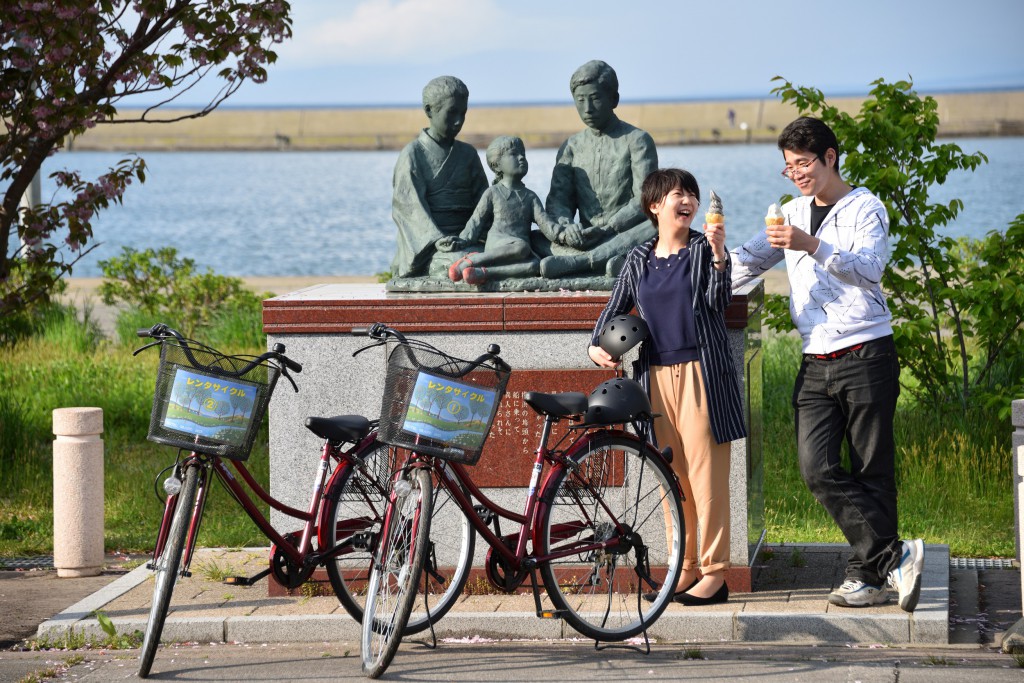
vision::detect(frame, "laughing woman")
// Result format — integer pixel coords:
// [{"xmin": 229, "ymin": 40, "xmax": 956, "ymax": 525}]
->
[{"xmin": 588, "ymin": 168, "xmax": 746, "ymax": 605}]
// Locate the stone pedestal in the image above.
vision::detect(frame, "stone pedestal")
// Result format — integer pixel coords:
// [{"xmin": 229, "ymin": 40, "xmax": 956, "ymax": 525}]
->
[{"xmin": 263, "ymin": 280, "xmax": 764, "ymax": 590}]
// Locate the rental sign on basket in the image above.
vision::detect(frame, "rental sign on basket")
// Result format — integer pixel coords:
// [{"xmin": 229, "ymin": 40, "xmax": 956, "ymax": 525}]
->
[
  {"xmin": 160, "ymin": 368, "xmax": 259, "ymax": 448},
  {"xmin": 401, "ymin": 371, "xmax": 499, "ymax": 451}
]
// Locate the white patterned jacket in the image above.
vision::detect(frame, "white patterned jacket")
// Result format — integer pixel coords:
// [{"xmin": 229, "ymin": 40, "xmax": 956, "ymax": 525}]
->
[{"xmin": 731, "ymin": 186, "xmax": 894, "ymax": 355}]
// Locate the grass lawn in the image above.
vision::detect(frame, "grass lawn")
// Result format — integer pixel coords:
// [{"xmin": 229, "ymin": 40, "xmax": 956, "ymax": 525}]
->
[{"xmin": 0, "ymin": 309, "xmax": 1016, "ymax": 558}]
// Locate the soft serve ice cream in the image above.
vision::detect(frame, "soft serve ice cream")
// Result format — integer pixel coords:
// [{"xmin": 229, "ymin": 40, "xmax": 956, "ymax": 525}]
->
[{"xmin": 705, "ymin": 190, "xmax": 724, "ymax": 225}]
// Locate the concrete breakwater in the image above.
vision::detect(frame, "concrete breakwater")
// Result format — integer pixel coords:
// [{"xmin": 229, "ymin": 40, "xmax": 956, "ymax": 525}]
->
[{"xmin": 69, "ymin": 90, "xmax": 1024, "ymax": 152}]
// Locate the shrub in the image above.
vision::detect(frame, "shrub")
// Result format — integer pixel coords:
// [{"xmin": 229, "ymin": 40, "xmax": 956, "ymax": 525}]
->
[{"xmin": 99, "ymin": 246, "xmax": 264, "ymax": 340}]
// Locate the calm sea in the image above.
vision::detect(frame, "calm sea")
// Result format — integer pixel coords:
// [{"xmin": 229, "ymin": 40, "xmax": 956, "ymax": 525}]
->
[{"xmin": 23, "ymin": 137, "xmax": 1024, "ymax": 278}]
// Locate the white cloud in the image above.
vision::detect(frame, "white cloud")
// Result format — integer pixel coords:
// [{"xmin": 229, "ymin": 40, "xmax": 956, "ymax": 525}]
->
[{"xmin": 281, "ymin": 0, "xmax": 512, "ymax": 66}]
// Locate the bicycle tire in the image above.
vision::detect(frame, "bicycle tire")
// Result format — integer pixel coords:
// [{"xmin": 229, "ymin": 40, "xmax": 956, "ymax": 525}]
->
[
  {"xmin": 537, "ymin": 433, "xmax": 683, "ymax": 641},
  {"xmin": 138, "ymin": 463, "xmax": 200, "ymax": 677},
  {"xmin": 324, "ymin": 441, "xmax": 475, "ymax": 635},
  {"xmin": 361, "ymin": 467, "xmax": 433, "ymax": 678}
]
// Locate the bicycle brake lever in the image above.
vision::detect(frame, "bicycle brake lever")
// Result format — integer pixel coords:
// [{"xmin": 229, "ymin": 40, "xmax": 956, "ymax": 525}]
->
[
  {"xmin": 281, "ymin": 365, "xmax": 299, "ymax": 392},
  {"xmin": 132, "ymin": 340, "xmax": 161, "ymax": 356},
  {"xmin": 352, "ymin": 339, "xmax": 385, "ymax": 358}
]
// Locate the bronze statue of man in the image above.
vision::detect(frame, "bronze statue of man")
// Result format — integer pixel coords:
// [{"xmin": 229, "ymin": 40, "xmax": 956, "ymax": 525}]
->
[
  {"xmin": 391, "ymin": 76, "xmax": 488, "ymax": 279},
  {"xmin": 537, "ymin": 60, "xmax": 658, "ymax": 279}
]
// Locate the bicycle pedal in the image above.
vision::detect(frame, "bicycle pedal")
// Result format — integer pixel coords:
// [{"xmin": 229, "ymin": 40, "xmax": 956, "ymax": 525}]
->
[
  {"xmin": 351, "ymin": 531, "xmax": 374, "ymax": 551},
  {"xmin": 536, "ymin": 609, "xmax": 567, "ymax": 620},
  {"xmin": 473, "ymin": 504, "xmax": 495, "ymax": 525},
  {"xmin": 223, "ymin": 567, "xmax": 271, "ymax": 586}
]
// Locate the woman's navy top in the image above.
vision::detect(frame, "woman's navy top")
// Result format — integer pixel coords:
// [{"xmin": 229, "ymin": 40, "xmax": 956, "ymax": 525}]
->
[{"xmin": 638, "ymin": 247, "xmax": 699, "ymax": 366}]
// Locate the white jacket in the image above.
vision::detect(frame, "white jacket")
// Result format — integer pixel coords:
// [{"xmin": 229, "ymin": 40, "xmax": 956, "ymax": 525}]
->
[{"xmin": 731, "ymin": 186, "xmax": 894, "ymax": 354}]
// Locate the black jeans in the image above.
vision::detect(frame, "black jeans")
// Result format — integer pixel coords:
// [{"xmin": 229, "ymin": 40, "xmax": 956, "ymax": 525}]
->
[{"xmin": 792, "ymin": 335, "xmax": 902, "ymax": 586}]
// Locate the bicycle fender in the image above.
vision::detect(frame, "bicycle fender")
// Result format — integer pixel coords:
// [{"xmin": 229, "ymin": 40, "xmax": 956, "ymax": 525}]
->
[{"xmin": 316, "ymin": 432, "xmax": 381, "ymax": 549}]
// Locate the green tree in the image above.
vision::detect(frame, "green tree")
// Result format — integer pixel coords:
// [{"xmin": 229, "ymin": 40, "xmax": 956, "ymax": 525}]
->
[
  {"xmin": 767, "ymin": 77, "xmax": 1024, "ymax": 414},
  {"xmin": 1, "ymin": 1, "xmax": 292, "ymax": 319}
]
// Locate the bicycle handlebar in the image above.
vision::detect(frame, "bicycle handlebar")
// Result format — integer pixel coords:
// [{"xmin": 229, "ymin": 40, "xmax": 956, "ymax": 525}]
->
[
  {"xmin": 136, "ymin": 323, "xmax": 303, "ymax": 378},
  {"xmin": 351, "ymin": 323, "xmax": 511, "ymax": 373}
]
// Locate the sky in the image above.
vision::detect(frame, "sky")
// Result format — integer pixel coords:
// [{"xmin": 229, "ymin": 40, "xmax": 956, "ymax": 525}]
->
[{"xmin": 195, "ymin": 0, "xmax": 1024, "ymax": 108}]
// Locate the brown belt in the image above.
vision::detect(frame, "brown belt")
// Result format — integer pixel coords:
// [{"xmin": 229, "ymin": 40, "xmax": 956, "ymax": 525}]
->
[{"xmin": 806, "ymin": 343, "xmax": 864, "ymax": 361}]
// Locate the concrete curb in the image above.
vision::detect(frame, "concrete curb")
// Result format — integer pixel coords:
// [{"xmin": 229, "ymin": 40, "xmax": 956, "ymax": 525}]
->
[{"xmin": 34, "ymin": 544, "xmax": 951, "ymax": 646}]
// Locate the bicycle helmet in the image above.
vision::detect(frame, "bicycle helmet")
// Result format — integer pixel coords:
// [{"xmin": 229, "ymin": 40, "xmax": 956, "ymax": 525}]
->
[
  {"xmin": 599, "ymin": 314, "xmax": 649, "ymax": 360},
  {"xmin": 583, "ymin": 377, "xmax": 653, "ymax": 425}
]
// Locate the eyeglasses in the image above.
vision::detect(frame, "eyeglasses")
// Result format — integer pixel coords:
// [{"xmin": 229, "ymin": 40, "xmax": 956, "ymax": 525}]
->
[{"xmin": 781, "ymin": 157, "xmax": 819, "ymax": 179}]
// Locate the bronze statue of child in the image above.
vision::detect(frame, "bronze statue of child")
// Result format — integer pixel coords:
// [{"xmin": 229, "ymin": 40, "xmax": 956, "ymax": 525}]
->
[{"xmin": 445, "ymin": 136, "xmax": 561, "ymax": 284}]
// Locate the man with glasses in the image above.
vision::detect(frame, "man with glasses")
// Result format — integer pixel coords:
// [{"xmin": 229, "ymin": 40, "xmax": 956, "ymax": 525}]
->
[{"xmin": 731, "ymin": 116, "xmax": 925, "ymax": 612}]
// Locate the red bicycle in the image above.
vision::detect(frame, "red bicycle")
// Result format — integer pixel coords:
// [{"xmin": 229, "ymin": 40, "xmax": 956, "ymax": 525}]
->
[
  {"xmin": 132, "ymin": 323, "xmax": 470, "ymax": 677},
  {"xmin": 356, "ymin": 324, "xmax": 685, "ymax": 678}
]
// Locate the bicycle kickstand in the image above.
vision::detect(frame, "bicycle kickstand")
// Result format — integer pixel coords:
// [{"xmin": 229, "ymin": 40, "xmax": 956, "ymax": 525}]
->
[
  {"xmin": 415, "ymin": 543, "xmax": 439, "ymax": 651},
  {"xmin": 594, "ymin": 616, "xmax": 651, "ymax": 655}
]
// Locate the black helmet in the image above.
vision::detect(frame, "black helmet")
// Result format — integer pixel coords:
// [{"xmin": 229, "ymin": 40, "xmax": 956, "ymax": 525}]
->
[
  {"xmin": 584, "ymin": 378, "xmax": 653, "ymax": 425},
  {"xmin": 599, "ymin": 314, "xmax": 649, "ymax": 360}
]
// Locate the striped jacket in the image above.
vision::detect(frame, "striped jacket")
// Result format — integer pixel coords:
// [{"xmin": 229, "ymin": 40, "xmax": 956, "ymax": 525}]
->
[{"xmin": 590, "ymin": 232, "xmax": 747, "ymax": 444}]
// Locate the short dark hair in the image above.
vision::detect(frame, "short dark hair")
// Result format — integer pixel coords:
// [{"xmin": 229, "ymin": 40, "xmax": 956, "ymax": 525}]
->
[
  {"xmin": 641, "ymin": 168, "xmax": 700, "ymax": 226},
  {"xmin": 777, "ymin": 116, "xmax": 841, "ymax": 170}
]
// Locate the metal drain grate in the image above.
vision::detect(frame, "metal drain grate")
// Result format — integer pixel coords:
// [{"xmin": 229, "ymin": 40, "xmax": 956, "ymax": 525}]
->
[
  {"xmin": 949, "ymin": 557, "xmax": 1018, "ymax": 570},
  {"xmin": 0, "ymin": 556, "xmax": 55, "ymax": 570}
]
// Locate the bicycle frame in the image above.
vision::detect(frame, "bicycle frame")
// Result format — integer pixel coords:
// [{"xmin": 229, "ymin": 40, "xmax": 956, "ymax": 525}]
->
[
  {"xmin": 408, "ymin": 422, "xmax": 667, "ymax": 581},
  {"xmin": 148, "ymin": 431, "xmax": 380, "ymax": 578}
]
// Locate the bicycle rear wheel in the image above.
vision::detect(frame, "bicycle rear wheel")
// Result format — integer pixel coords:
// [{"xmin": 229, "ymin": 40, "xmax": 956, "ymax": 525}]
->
[
  {"xmin": 138, "ymin": 463, "xmax": 200, "ymax": 678},
  {"xmin": 324, "ymin": 440, "xmax": 474, "ymax": 634},
  {"xmin": 537, "ymin": 433, "xmax": 683, "ymax": 641},
  {"xmin": 361, "ymin": 467, "xmax": 433, "ymax": 678}
]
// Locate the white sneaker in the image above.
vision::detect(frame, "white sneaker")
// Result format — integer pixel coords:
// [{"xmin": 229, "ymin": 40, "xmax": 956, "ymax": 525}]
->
[
  {"xmin": 828, "ymin": 579, "xmax": 889, "ymax": 607},
  {"xmin": 888, "ymin": 538, "xmax": 925, "ymax": 612}
]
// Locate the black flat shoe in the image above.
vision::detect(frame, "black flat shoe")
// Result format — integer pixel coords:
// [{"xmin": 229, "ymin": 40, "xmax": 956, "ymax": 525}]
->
[
  {"xmin": 642, "ymin": 577, "xmax": 699, "ymax": 603},
  {"xmin": 675, "ymin": 581, "xmax": 729, "ymax": 606}
]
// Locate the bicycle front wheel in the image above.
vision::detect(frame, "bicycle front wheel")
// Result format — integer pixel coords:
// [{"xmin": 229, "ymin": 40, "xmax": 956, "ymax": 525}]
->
[
  {"xmin": 537, "ymin": 433, "xmax": 684, "ymax": 641},
  {"xmin": 324, "ymin": 440, "xmax": 474, "ymax": 634},
  {"xmin": 138, "ymin": 463, "xmax": 200, "ymax": 678},
  {"xmin": 361, "ymin": 467, "xmax": 433, "ymax": 678}
]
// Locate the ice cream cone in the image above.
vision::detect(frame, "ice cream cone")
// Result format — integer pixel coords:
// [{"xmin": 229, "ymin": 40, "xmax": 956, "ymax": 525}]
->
[
  {"xmin": 705, "ymin": 190, "xmax": 724, "ymax": 225},
  {"xmin": 765, "ymin": 203, "xmax": 785, "ymax": 227}
]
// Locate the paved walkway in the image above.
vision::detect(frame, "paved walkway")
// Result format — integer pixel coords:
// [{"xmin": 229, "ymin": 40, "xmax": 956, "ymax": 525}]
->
[{"xmin": 35, "ymin": 543, "xmax": 986, "ymax": 647}]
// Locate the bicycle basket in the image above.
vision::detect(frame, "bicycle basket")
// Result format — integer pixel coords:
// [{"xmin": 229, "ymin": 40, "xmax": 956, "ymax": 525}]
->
[
  {"xmin": 146, "ymin": 341, "xmax": 280, "ymax": 460},
  {"xmin": 377, "ymin": 342, "xmax": 510, "ymax": 465}
]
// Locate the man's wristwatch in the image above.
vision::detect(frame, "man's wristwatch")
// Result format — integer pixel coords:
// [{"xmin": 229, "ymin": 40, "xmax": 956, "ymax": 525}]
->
[{"xmin": 711, "ymin": 255, "xmax": 727, "ymax": 265}]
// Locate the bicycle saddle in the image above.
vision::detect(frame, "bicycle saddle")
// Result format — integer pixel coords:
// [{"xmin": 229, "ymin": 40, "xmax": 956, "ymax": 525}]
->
[
  {"xmin": 523, "ymin": 391, "xmax": 588, "ymax": 418},
  {"xmin": 583, "ymin": 377, "xmax": 654, "ymax": 425},
  {"xmin": 305, "ymin": 415, "xmax": 372, "ymax": 444}
]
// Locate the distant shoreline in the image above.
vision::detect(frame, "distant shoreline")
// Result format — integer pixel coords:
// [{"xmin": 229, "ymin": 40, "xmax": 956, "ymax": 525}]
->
[{"xmin": 68, "ymin": 90, "xmax": 1024, "ymax": 152}]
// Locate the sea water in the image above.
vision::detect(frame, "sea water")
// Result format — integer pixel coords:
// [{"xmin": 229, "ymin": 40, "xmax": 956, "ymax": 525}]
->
[{"xmin": 18, "ymin": 137, "xmax": 1024, "ymax": 278}]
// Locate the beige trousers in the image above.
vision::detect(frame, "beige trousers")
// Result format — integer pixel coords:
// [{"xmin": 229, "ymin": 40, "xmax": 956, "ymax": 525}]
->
[{"xmin": 649, "ymin": 361, "xmax": 732, "ymax": 575}]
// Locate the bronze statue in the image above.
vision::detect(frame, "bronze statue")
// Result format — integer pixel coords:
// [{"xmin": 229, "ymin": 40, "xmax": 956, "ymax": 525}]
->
[
  {"xmin": 445, "ymin": 136, "xmax": 560, "ymax": 285},
  {"xmin": 390, "ymin": 76, "xmax": 488, "ymax": 279},
  {"xmin": 536, "ymin": 60, "xmax": 659, "ymax": 279}
]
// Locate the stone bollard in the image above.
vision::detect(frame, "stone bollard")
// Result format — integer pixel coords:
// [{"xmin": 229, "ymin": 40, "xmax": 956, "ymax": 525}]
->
[{"xmin": 52, "ymin": 407, "xmax": 105, "ymax": 578}]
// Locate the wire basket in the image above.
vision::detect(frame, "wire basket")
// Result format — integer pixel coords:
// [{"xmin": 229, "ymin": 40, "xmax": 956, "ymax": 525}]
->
[
  {"xmin": 146, "ymin": 341, "xmax": 280, "ymax": 460},
  {"xmin": 378, "ymin": 342, "xmax": 510, "ymax": 465}
]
